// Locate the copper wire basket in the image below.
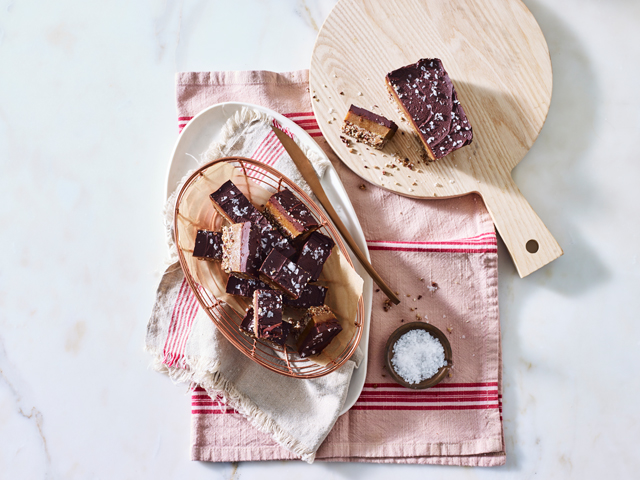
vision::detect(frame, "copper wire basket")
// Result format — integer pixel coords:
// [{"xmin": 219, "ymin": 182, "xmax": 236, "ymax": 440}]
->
[{"xmin": 173, "ymin": 156, "xmax": 365, "ymax": 379}]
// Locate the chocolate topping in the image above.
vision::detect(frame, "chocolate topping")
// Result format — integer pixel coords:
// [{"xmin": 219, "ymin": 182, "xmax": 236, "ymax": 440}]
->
[
  {"xmin": 342, "ymin": 105, "xmax": 398, "ymax": 149},
  {"xmin": 296, "ymin": 231, "xmax": 335, "ymax": 282},
  {"xmin": 210, "ymin": 180, "xmax": 264, "ymax": 225},
  {"xmin": 386, "ymin": 58, "xmax": 473, "ymax": 159},
  {"xmin": 297, "ymin": 305, "xmax": 342, "ymax": 358},
  {"xmin": 193, "ymin": 230, "xmax": 223, "ymax": 261},
  {"xmin": 348, "ymin": 104, "xmax": 397, "ymax": 130},
  {"xmin": 259, "ymin": 249, "xmax": 312, "ymax": 299},
  {"xmin": 258, "ymin": 221, "xmax": 296, "ymax": 259},
  {"xmin": 239, "ymin": 308, "xmax": 256, "ymax": 337},
  {"xmin": 252, "ymin": 290, "xmax": 289, "ymax": 345},
  {"xmin": 225, "ymin": 274, "xmax": 270, "ymax": 297},
  {"xmin": 283, "ymin": 283, "xmax": 328, "ymax": 309},
  {"xmin": 264, "ymin": 189, "xmax": 319, "ymax": 240}
]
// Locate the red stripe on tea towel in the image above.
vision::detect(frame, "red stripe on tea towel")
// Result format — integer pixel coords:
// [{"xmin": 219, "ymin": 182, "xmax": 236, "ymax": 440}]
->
[
  {"xmin": 283, "ymin": 112, "xmax": 322, "ymax": 137},
  {"xmin": 246, "ymin": 130, "xmax": 283, "ymax": 182},
  {"xmin": 191, "ymin": 389, "xmax": 239, "ymax": 415},
  {"xmin": 283, "ymin": 112, "xmax": 315, "ymax": 117},
  {"xmin": 352, "ymin": 383, "xmax": 502, "ymax": 412},
  {"xmin": 367, "ymin": 233, "xmax": 497, "ymax": 254},
  {"xmin": 189, "ymin": 382, "xmax": 501, "ymax": 415},
  {"xmin": 351, "ymin": 404, "xmax": 500, "ymax": 411},
  {"xmin": 162, "ymin": 279, "xmax": 199, "ymax": 369},
  {"xmin": 178, "ymin": 116, "xmax": 193, "ymax": 133}
]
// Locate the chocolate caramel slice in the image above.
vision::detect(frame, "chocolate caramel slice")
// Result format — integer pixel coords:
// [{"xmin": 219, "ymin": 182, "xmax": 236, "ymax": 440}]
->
[
  {"xmin": 221, "ymin": 222, "xmax": 262, "ymax": 278},
  {"xmin": 283, "ymin": 283, "xmax": 328, "ymax": 309},
  {"xmin": 239, "ymin": 307, "xmax": 256, "ymax": 337},
  {"xmin": 341, "ymin": 104, "xmax": 398, "ymax": 149},
  {"xmin": 210, "ymin": 180, "xmax": 264, "ymax": 225},
  {"xmin": 252, "ymin": 289, "xmax": 290, "ymax": 346},
  {"xmin": 259, "ymin": 249, "xmax": 312, "ymax": 299},
  {"xmin": 225, "ymin": 274, "xmax": 271, "ymax": 297},
  {"xmin": 296, "ymin": 231, "xmax": 335, "ymax": 282},
  {"xmin": 193, "ymin": 229, "xmax": 223, "ymax": 261},
  {"xmin": 297, "ymin": 305, "xmax": 343, "ymax": 358},
  {"xmin": 264, "ymin": 188, "xmax": 319, "ymax": 240}
]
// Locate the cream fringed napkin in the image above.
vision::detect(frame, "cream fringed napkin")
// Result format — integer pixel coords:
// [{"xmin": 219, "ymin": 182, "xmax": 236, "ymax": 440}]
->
[{"xmin": 146, "ymin": 107, "xmax": 363, "ymax": 463}]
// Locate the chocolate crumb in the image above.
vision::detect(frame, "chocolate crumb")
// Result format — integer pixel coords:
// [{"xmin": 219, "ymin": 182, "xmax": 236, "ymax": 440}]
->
[
  {"xmin": 359, "ymin": 184, "xmax": 366, "ymax": 190},
  {"xmin": 417, "ymin": 295, "xmax": 422, "ymax": 300},
  {"xmin": 340, "ymin": 136, "xmax": 350, "ymax": 146},
  {"xmin": 375, "ymin": 288, "xmax": 380, "ymax": 292},
  {"xmin": 401, "ymin": 157, "xmax": 414, "ymax": 170},
  {"xmin": 383, "ymin": 299, "xmax": 393, "ymax": 312}
]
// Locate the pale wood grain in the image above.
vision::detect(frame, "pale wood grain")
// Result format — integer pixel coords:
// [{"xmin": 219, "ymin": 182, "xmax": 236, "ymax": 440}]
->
[{"xmin": 310, "ymin": 0, "xmax": 562, "ymax": 277}]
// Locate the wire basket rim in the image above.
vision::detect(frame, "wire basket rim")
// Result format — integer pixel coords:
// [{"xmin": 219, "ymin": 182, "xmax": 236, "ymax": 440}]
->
[{"xmin": 173, "ymin": 155, "xmax": 365, "ymax": 379}]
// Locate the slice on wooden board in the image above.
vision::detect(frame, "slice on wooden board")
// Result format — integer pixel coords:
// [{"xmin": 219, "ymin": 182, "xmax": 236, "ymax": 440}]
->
[
  {"xmin": 310, "ymin": 0, "xmax": 563, "ymax": 277},
  {"xmin": 386, "ymin": 58, "xmax": 473, "ymax": 160}
]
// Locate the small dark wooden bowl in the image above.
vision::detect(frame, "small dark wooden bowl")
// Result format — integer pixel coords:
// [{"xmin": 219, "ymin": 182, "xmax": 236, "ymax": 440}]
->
[{"xmin": 384, "ymin": 322, "xmax": 453, "ymax": 389}]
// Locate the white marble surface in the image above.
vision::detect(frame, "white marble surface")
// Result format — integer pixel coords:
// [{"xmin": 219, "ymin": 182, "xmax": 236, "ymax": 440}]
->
[{"xmin": 1, "ymin": 0, "xmax": 639, "ymax": 478}]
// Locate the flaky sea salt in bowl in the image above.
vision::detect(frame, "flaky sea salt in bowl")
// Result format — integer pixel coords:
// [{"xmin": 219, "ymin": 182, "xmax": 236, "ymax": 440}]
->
[{"xmin": 384, "ymin": 322, "xmax": 453, "ymax": 389}]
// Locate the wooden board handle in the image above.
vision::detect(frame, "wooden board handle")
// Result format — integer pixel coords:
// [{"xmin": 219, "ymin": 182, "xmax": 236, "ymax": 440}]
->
[{"xmin": 479, "ymin": 176, "xmax": 563, "ymax": 278}]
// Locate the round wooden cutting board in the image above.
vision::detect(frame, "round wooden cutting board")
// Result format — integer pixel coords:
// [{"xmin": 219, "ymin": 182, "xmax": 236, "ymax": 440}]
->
[{"xmin": 310, "ymin": 0, "xmax": 563, "ymax": 277}]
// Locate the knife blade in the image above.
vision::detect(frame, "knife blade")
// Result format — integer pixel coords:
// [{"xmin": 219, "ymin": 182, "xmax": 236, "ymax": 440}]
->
[{"xmin": 271, "ymin": 124, "xmax": 400, "ymax": 305}]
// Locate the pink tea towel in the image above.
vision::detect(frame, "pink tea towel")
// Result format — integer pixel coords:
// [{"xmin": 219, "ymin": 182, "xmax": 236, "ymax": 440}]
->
[{"xmin": 170, "ymin": 70, "xmax": 505, "ymax": 466}]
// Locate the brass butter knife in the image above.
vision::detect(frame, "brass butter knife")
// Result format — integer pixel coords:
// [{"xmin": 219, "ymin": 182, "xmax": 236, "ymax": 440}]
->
[{"xmin": 271, "ymin": 125, "xmax": 400, "ymax": 305}]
